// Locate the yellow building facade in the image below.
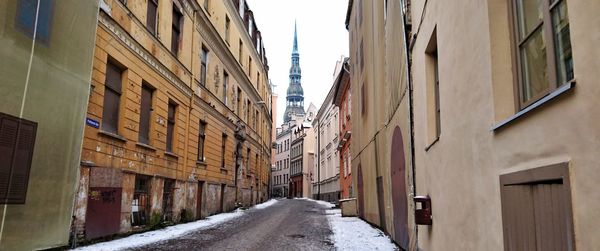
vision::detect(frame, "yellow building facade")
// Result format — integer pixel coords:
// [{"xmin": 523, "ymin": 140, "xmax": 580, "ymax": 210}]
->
[{"xmin": 74, "ymin": 0, "xmax": 272, "ymax": 241}]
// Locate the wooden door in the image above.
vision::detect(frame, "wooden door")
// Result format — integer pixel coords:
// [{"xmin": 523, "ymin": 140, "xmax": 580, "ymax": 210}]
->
[{"xmin": 390, "ymin": 126, "xmax": 409, "ymax": 249}]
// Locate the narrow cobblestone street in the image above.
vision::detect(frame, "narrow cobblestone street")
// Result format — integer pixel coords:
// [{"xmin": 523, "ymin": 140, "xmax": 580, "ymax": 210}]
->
[{"xmin": 128, "ymin": 199, "xmax": 334, "ymax": 251}]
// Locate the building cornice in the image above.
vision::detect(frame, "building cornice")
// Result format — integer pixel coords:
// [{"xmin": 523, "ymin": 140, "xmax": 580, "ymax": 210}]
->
[
  {"xmin": 98, "ymin": 12, "xmax": 193, "ymax": 98},
  {"xmin": 223, "ymin": 0, "xmax": 266, "ymax": 68}
]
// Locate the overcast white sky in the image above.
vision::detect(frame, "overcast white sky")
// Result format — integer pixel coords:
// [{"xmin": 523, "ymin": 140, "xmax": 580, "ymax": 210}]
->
[{"xmin": 246, "ymin": 0, "xmax": 350, "ymax": 127}]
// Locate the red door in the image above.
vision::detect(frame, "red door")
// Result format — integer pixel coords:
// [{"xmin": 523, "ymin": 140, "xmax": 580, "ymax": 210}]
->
[
  {"xmin": 390, "ymin": 126, "xmax": 409, "ymax": 249},
  {"xmin": 85, "ymin": 187, "xmax": 122, "ymax": 240},
  {"xmin": 357, "ymin": 164, "xmax": 364, "ymax": 218}
]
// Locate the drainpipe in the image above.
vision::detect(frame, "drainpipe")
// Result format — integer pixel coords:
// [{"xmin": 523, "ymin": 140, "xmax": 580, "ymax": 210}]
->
[{"xmin": 402, "ymin": 0, "xmax": 418, "ymax": 247}]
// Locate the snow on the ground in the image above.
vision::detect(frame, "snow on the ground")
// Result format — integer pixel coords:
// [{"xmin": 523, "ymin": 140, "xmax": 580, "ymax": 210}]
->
[
  {"xmin": 326, "ymin": 209, "xmax": 399, "ymax": 251},
  {"xmin": 294, "ymin": 197, "xmax": 335, "ymax": 208},
  {"xmin": 73, "ymin": 199, "xmax": 278, "ymax": 251},
  {"xmin": 252, "ymin": 198, "xmax": 278, "ymax": 209}
]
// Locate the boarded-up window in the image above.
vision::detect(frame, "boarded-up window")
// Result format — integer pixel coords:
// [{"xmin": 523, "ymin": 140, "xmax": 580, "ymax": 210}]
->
[
  {"xmin": 102, "ymin": 61, "xmax": 123, "ymax": 134},
  {"xmin": 166, "ymin": 102, "xmax": 176, "ymax": 153},
  {"xmin": 200, "ymin": 46, "xmax": 209, "ymax": 86},
  {"xmin": 197, "ymin": 121, "xmax": 206, "ymax": 161},
  {"xmin": 221, "ymin": 134, "xmax": 227, "ymax": 168},
  {"xmin": 500, "ymin": 163, "xmax": 574, "ymax": 251},
  {"xmin": 0, "ymin": 113, "xmax": 37, "ymax": 204},
  {"xmin": 139, "ymin": 83, "xmax": 153, "ymax": 144},
  {"xmin": 146, "ymin": 0, "xmax": 158, "ymax": 35},
  {"xmin": 171, "ymin": 6, "xmax": 183, "ymax": 55}
]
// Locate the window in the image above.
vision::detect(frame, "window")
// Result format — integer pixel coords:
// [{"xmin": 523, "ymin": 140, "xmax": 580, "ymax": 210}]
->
[
  {"xmin": 255, "ymin": 153, "xmax": 258, "ymax": 175},
  {"xmin": 511, "ymin": 0, "xmax": 573, "ymax": 108},
  {"xmin": 249, "ymin": 56, "xmax": 252, "ymax": 75},
  {"xmin": 425, "ymin": 29, "xmax": 440, "ymax": 145},
  {"xmin": 200, "ymin": 46, "xmax": 209, "ymax": 86},
  {"xmin": 166, "ymin": 101, "xmax": 176, "ymax": 153},
  {"xmin": 132, "ymin": 175, "xmax": 150, "ymax": 226},
  {"xmin": 361, "ymin": 82, "xmax": 366, "ymax": 115},
  {"xmin": 102, "ymin": 61, "xmax": 124, "ymax": 134},
  {"xmin": 246, "ymin": 148, "xmax": 251, "ymax": 174},
  {"xmin": 238, "ymin": 0, "xmax": 245, "ymax": 17},
  {"xmin": 256, "ymin": 72, "xmax": 260, "ymax": 88},
  {"xmin": 225, "ymin": 15, "xmax": 231, "ymax": 44},
  {"xmin": 254, "ymin": 110, "xmax": 258, "ymax": 129},
  {"xmin": 221, "ymin": 134, "xmax": 227, "ymax": 168},
  {"xmin": 146, "ymin": 0, "xmax": 158, "ymax": 35},
  {"xmin": 223, "ymin": 71, "xmax": 229, "ymax": 105},
  {"xmin": 246, "ymin": 100, "xmax": 251, "ymax": 123},
  {"xmin": 203, "ymin": 0, "xmax": 210, "ymax": 12},
  {"xmin": 238, "ymin": 40, "xmax": 243, "ymax": 65},
  {"xmin": 171, "ymin": 6, "xmax": 183, "ymax": 55},
  {"xmin": 237, "ymin": 88, "xmax": 242, "ymax": 115},
  {"xmin": 198, "ymin": 121, "xmax": 206, "ymax": 162},
  {"xmin": 500, "ymin": 163, "xmax": 574, "ymax": 250},
  {"xmin": 139, "ymin": 83, "xmax": 154, "ymax": 144},
  {"xmin": 0, "ymin": 112, "xmax": 37, "ymax": 204},
  {"xmin": 16, "ymin": 0, "xmax": 53, "ymax": 44}
]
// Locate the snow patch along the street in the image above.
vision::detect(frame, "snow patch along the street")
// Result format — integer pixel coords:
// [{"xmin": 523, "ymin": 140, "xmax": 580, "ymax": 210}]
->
[
  {"xmin": 294, "ymin": 197, "xmax": 335, "ymax": 208},
  {"xmin": 326, "ymin": 209, "xmax": 399, "ymax": 251},
  {"xmin": 72, "ymin": 199, "xmax": 279, "ymax": 251},
  {"xmin": 252, "ymin": 198, "xmax": 278, "ymax": 209}
]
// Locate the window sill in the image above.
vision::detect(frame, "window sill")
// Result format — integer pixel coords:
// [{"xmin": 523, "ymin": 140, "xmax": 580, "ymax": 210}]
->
[
  {"xmin": 424, "ymin": 137, "xmax": 439, "ymax": 152},
  {"xmin": 164, "ymin": 151, "xmax": 179, "ymax": 158},
  {"xmin": 491, "ymin": 81, "xmax": 575, "ymax": 131},
  {"xmin": 220, "ymin": 167, "xmax": 228, "ymax": 174},
  {"xmin": 196, "ymin": 161, "xmax": 207, "ymax": 167},
  {"xmin": 136, "ymin": 142, "xmax": 156, "ymax": 151},
  {"xmin": 98, "ymin": 130, "xmax": 127, "ymax": 142}
]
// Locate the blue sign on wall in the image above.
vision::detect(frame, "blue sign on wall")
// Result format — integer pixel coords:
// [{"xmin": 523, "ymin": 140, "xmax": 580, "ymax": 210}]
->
[{"xmin": 86, "ymin": 118, "xmax": 100, "ymax": 129}]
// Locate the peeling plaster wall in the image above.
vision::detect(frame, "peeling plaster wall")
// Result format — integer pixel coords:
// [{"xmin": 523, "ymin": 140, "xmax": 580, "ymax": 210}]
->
[
  {"xmin": 120, "ymin": 173, "xmax": 135, "ymax": 233},
  {"xmin": 224, "ymin": 186, "xmax": 236, "ymax": 212},
  {"xmin": 206, "ymin": 184, "xmax": 221, "ymax": 215},
  {"xmin": 173, "ymin": 180, "xmax": 186, "ymax": 222},
  {"xmin": 73, "ymin": 167, "xmax": 91, "ymax": 239},
  {"xmin": 150, "ymin": 177, "xmax": 164, "ymax": 215}
]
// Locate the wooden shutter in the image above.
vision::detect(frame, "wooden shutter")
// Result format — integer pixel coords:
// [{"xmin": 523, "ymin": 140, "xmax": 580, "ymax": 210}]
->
[
  {"xmin": 139, "ymin": 84, "xmax": 152, "ymax": 144},
  {"xmin": 0, "ymin": 113, "xmax": 37, "ymax": 204}
]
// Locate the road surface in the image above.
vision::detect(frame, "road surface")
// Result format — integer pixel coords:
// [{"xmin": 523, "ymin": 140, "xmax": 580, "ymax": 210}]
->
[{"xmin": 128, "ymin": 199, "xmax": 334, "ymax": 251}]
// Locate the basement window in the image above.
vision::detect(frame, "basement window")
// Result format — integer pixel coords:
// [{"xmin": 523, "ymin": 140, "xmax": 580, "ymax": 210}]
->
[{"xmin": 132, "ymin": 175, "xmax": 151, "ymax": 226}]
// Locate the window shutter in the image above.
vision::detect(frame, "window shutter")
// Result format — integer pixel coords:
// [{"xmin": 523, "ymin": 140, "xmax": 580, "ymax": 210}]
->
[{"xmin": 0, "ymin": 113, "xmax": 37, "ymax": 204}]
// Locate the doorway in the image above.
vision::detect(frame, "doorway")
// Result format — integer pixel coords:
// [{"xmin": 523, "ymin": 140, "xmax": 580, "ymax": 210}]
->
[
  {"xmin": 197, "ymin": 181, "xmax": 204, "ymax": 219},
  {"xmin": 390, "ymin": 126, "xmax": 409, "ymax": 249}
]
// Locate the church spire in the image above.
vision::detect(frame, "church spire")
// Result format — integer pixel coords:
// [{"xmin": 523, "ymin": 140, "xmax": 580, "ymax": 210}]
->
[
  {"xmin": 284, "ymin": 21, "xmax": 304, "ymax": 123},
  {"xmin": 293, "ymin": 20, "xmax": 298, "ymax": 54}
]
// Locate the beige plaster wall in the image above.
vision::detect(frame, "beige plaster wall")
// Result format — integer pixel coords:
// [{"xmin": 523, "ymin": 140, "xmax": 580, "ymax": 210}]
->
[{"xmin": 411, "ymin": 0, "xmax": 600, "ymax": 250}]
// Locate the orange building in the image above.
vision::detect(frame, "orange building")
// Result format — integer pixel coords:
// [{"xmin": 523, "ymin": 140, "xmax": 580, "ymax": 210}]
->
[
  {"xmin": 333, "ymin": 58, "xmax": 351, "ymax": 199},
  {"xmin": 74, "ymin": 0, "xmax": 272, "ymax": 241}
]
